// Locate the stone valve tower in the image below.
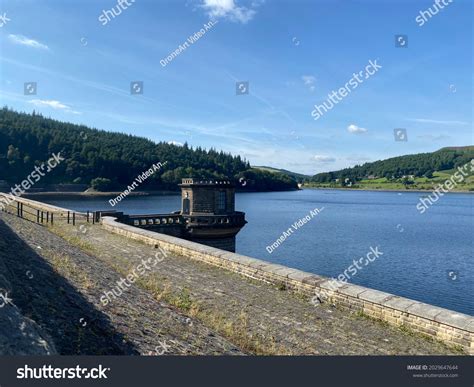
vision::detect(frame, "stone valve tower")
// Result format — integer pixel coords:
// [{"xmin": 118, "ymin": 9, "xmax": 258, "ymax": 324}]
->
[{"xmin": 179, "ymin": 178, "xmax": 247, "ymax": 251}]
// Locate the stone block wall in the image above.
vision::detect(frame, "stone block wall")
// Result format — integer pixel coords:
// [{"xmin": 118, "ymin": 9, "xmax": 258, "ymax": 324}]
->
[{"xmin": 101, "ymin": 216, "xmax": 474, "ymax": 354}]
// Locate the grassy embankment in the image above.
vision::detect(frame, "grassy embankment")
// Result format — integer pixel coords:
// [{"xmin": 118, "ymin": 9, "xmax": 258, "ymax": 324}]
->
[{"xmin": 304, "ymin": 169, "xmax": 474, "ymax": 192}]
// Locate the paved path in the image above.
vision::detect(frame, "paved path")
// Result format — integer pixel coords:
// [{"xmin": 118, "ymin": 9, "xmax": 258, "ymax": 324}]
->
[
  {"xmin": 0, "ymin": 212, "xmax": 459, "ymax": 355},
  {"xmin": 0, "ymin": 213, "xmax": 241, "ymax": 355}
]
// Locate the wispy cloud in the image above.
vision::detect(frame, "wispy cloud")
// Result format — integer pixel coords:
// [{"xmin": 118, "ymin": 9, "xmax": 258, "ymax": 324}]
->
[
  {"xmin": 225, "ymin": 70, "xmax": 299, "ymax": 131},
  {"xmin": 30, "ymin": 100, "xmax": 68, "ymax": 109},
  {"xmin": 416, "ymin": 134, "xmax": 451, "ymax": 141},
  {"xmin": 345, "ymin": 154, "xmax": 372, "ymax": 162},
  {"xmin": 301, "ymin": 75, "xmax": 316, "ymax": 92},
  {"xmin": 29, "ymin": 99, "xmax": 80, "ymax": 114},
  {"xmin": 409, "ymin": 118, "xmax": 469, "ymax": 126},
  {"xmin": 347, "ymin": 124, "xmax": 367, "ymax": 134},
  {"xmin": 8, "ymin": 34, "xmax": 49, "ymax": 50},
  {"xmin": 1, "ymin": 57, "xmax": 192, "ymax": 114},
  {"xmin": 200, "ymin": 0, "xmax": 261, "ymax": 23},
  {"xmin": 313, "ymin": 155, "xmax": 336, "ymax": 163}
]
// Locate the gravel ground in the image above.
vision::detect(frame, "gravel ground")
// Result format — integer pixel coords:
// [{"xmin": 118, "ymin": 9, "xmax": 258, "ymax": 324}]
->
[{"xmin": 0, "ymin": 212, "xmax": 242, "ymax": 355}]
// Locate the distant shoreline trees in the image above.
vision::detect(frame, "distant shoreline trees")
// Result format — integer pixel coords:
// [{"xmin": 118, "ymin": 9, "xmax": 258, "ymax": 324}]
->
[{"xmin": 311, "ymin": 147, "xmax": 474, "ymax": 184}]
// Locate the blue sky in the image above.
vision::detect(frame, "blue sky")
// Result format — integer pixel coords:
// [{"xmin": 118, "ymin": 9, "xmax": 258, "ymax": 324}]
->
[{"xmin": 0, "ymin": 0, "xmax": 472, "ymax": 174}]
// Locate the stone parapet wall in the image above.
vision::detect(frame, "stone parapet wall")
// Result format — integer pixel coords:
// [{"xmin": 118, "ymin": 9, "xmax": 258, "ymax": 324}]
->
[{"xmin": 101, "ymin": 216, "xmax": 474, "ymax": 354}]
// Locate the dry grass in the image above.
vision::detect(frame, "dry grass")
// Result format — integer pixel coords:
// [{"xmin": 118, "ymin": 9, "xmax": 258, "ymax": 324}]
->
[
  {"xmin": 47, "ymin": 225, "xmax": 285, "ymax": 354},
  {"xmin": 44, "ymin": 250, "xmax": 95, "ymax": 290}
]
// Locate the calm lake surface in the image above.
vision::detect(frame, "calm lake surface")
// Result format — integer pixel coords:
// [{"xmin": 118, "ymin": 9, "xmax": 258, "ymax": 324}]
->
[{"xmin": 42, "ymin": 189, "xmax": 474, "ymax": 315}]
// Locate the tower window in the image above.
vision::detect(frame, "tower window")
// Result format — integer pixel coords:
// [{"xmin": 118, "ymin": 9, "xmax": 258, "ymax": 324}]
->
[{"xmin": 217, "ymin": 191, "xmax": 226, "ymax": 210}]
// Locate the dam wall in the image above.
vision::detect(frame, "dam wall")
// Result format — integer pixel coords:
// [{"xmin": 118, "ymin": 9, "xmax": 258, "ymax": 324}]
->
[
  {"xmin": 1, "ymin": 194, "xmax": 473, "ymax": 353},
  {"xmin": 100, "ymin": 216, "xmax": 474, "ymax": 354}
]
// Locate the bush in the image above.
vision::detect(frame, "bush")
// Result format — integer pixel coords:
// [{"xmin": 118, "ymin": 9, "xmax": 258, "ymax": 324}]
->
[{"xmin": 90, "ymin": 177, "xmax": 112, "ymax": 191}]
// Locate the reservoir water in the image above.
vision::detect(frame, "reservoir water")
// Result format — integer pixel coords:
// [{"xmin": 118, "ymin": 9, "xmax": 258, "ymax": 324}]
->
[{"xmin": 41, "ymin": 189, "xmax": 474, "ymax": 315}]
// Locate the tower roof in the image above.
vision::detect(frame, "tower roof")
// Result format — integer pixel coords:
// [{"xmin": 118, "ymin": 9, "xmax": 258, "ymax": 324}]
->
[{"xmin": 179, "ymin": 178, "xmax": 234, "ymax": 188}]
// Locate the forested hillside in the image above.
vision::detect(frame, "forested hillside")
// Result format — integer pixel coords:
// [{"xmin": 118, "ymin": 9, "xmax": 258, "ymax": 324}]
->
[
  {"xmin": 311, "ymin": 147, "xmax": 474, "ymax": 184},
  {"xmin": 0, "ymin": 108, "xmax": 297, "ymax": 191},
  {"xmin": 253, "ymin": 166, "xmax": 309, "ymax": 183}
]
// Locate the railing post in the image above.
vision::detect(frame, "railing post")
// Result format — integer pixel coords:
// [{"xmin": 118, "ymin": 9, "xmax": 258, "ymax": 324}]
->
[
  {"xmin": 72, "ymin": 212, "xmax": 75, "ymax": 226},
  {"xmin": 92, "ymin": 212, "xmax": 95, "ymax": 224},
  {"xmin": 46, "ymin": 211, "xmax": 49, "ymax": 223},
  {"xmin": 87, "ymin": 211, "xmax": 89, "ymax": 223},
  {"xmin": 36, "ymin": 210, "xmax": 40, "ymax": 223},
  {"xmin": 67, "ymin": 211, "xmax": 70, "ymax": 224},
  {"xmin": 20, "ymin": 203, "xmax": 23, "ymax": 218},
  {"xmin": 17, "ymin": 202, "xmax": 20, "ymax": 217},
  {"xmin": 41, "ymin": 211, "xmax": 44, "ymax": 223},
  {"xmin": 51, "ymin": 213, "xmax": 54, "ymax": 225}
]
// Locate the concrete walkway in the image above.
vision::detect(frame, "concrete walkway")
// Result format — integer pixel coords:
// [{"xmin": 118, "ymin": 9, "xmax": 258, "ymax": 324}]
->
[{"xmin": 0, "ymin": 211, "xmax": 460, "ymax": 355}]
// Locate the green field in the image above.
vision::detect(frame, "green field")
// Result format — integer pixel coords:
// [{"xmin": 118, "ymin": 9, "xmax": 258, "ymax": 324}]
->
[{"xmin": 304, "ymin": 169, "xmax": 474, "ymax": 192}]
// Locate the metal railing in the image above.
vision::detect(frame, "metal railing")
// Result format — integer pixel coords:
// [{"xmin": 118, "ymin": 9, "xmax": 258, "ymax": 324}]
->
[{"xmin": 0, "ymin": 195, "xmax": 95, "ymax": 226}]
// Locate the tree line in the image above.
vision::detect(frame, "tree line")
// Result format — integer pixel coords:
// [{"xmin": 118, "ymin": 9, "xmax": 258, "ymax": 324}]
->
[{"xmin": 0, "ymin": 108, "xmax": 297, "ymax": 191}]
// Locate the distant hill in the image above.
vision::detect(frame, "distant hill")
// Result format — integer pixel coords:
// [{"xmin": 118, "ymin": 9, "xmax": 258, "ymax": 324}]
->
[
  {"xmin": 309, "ymin": 147, "xmax": 474, "ymax": 191},
  {"xmin": 253, "ymin": 166, "xmax": 309, "ymax": 183},
  {"xmin": 439, "ymin": 146, "xmax": 474, "ymax": 152},
  {"xmin": 0, "ymin": 108, "xmax": 297, "ymax": 192}
]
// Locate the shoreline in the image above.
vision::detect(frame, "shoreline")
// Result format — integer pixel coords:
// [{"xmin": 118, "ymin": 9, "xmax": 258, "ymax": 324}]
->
[
  {"xmin": 18, "ymin": 188, "xmax": 300, "ymax": 198},
  {"xmin": 7, "ymin": 187, "xmax": 473, "ymax": 198},
  {"xmin": 302, "ymin": 186, "xmax": 474, "ymax": 194},
  {"xmin": 20, "ymin": 190, "xmax": 180, "ymax": 198}
]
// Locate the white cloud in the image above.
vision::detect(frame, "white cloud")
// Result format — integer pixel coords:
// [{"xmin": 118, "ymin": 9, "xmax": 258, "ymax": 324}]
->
[
  {"xmin": 200, "ymin": 0, "xmax": 260, "ymax": 23},
  {"xmin": 313, "ymin": 155, "xmax": 336, "ymax": 163},
  {"xmin": 301, "ymin": 75, "xmax": 316, "ymax": 85},
  {"xmin": 29, "ymin": 100, "xmax": 68, "ymax": 109},
  {"xmin": 8, "ymin": 34, "xmax": 49, "ymax": 50},
  {"xmin": 301, "ymin": 75, "xmax": 316, "ymax": 92},
  {"xmin": 347, "ymin": 124, "xmax": 368, "ymax": 134},
  {"xmin": 29, "ymin": 99, "xmax": 80, "ymax": 114},
  {"xmin": 167, "ymin": 140, "xmax": 184, "ymax": 146}
]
